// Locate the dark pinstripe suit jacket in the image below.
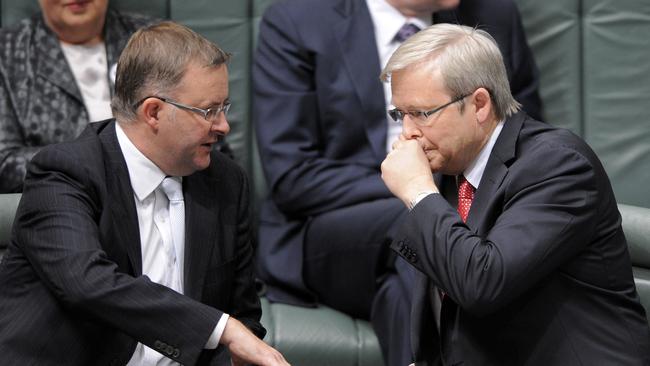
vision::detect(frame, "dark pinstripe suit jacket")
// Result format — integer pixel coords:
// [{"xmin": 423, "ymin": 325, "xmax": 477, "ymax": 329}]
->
[{"xmin": 0, "ymin": 120, "xmax": 264, "ymax": 366}]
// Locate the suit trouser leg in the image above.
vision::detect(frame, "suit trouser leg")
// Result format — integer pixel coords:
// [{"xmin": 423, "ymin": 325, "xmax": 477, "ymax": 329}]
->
[
  {"xmin": 371, "ymin": 257, "xmax": 418, "ymax": 366},
  {"xmin": 303, "ymin": 197, "xmax": 411, "ymax": 365}
]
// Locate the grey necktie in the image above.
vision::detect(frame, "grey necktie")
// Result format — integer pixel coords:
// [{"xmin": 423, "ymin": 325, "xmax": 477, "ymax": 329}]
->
[{"xmin": 160, "ymin": 176, "xmax": 185, "ymax": 283}]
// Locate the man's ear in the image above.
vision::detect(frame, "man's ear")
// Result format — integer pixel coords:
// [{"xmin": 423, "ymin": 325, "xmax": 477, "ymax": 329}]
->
[
  {"xmin": 472, "ymin": 87, "xmax": 492, "ymax": 124},
  {"xmin": 140, "ymin": 97, "xmax": 163, "ymax": 131}
]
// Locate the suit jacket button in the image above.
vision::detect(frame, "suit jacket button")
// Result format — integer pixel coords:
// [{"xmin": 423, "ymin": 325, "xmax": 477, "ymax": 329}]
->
[
  {"xmin": 154, "ymin": 340, "xmax": 163, "ymax": 349},
  {"xmin": 166, "ymin": 345, "xmax": 175, "ymax": 355},
  {"xmin": 173, "ymin": 348, "xmax": 181, "ymax": 358}
]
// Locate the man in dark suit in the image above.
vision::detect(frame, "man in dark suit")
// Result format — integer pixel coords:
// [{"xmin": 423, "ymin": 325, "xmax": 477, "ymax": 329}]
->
[
  {"xmin": 254, "ymin": 0, "xmax": 541, "ymax": 364},
  {"xmin": 381, "ymin": 23, "xmax": 650, "ymax": 365},
  {"xmin": 0, "ymin": 21, "xmax": 288, "ymax": 366}
]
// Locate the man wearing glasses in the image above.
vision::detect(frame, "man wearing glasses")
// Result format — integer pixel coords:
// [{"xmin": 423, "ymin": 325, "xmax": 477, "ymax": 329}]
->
[
  {"xmin": 253, "ymin": 0, "xmax": 541, "ymax": 365},
  {"xmin": 381, "ymin": 23, "xmax": 650, "ymax": 365},
  {"xmin": 0, "ymin": 22, "xmax": 289, "ymax": 366}
]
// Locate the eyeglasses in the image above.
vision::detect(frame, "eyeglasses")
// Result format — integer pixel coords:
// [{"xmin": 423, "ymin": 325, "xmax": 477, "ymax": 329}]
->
[
  {"xmin": 388, "ymin": 93, "xmax": 470, "ymax": 126},
  {"xmin": 134, "ymin": 96, "xmax": 231, "ymax": 123}
]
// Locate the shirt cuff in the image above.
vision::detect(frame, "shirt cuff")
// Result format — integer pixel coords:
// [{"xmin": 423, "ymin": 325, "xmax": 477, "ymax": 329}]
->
[
  {"xmin": 204, "ymin": 313, "xmax": 230, "ymax": 349},
  {"xmin": 409, "ymin": 191, "xmax": 437, "ymax": 210}
]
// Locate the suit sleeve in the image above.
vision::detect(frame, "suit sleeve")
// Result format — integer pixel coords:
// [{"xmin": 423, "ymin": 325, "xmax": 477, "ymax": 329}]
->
[
  {"xmin": 0, "ymin": 64, "xmax": 39, "ymax": 193},
  {"xmin": 253, "ymin": 4, "xmax": 391, "ymax": 218},
  {"xmin": 393, "ymin": 142, "xmax": 600, "ymax": 316},
  {"xmin": 15, "ymin": 146, "xmax": 223, "ymax": 366}
]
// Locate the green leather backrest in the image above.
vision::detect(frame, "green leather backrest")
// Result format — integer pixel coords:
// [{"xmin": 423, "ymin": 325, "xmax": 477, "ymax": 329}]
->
[
  {"xmin": 515, "ymin": 0, "xmax": 582, "ymax": 133},
  {"xmin": 582, "ymin": 0, "xmax": 650, "ymax": 208},
  {"xmin": 516, "ymin": 0, "xmax": 650, "ymax": 208},
  {"xmin": 169, "ymin": 1, "xmax": 254, "ymax": 179}
]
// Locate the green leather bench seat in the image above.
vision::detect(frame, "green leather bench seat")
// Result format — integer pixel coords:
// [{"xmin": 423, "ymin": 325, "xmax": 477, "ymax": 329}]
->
[
  {"xmin": 621, "ymin": 204, "xmax": 650, "ymax": 315},
  {"xmin": 261, "ymin": 297, "xmax": 383, "ymax": 366}
]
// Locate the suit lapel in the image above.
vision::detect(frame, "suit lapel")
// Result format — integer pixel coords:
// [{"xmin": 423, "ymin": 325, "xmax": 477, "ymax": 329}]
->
[
  {"xmin": 466, "ymin": 113, "xmax": 524, "ymax": 229},
  {"xmin": 33, "ymin": 16, "xmax": 84, "ymax": 104},
  {"xmin": 182, "ymin": 170, "xmax": 220, "ymax": 301},
  {"xmin": 332, "ymin": 0, "xmax": 387, "ymax": 161},
  {"xmin": 98, "ymin": 121, "xmax": 143, "ymax": 275}
]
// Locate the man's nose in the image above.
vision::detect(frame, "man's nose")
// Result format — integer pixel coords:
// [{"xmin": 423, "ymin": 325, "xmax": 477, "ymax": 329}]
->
[
  {"xmin": 400, "ymin": 114, "xmax": 422, "ymax": 140},
  {"xmin": 211, "ymin": 113, "xmax": 230, "ymax": 135}
]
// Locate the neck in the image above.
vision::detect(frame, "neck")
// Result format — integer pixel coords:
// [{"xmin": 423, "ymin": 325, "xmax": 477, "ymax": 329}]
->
[
  {"xmin": 59, "ymin": 33, "xmax": 103, "ymax": 45},
  {"xmin": 118, "ymin": 120, "xmax": 165, "ymax": 171},
  {"xmin": 45, "ymin": 17, "xmax": 106, "ymax": 45}
]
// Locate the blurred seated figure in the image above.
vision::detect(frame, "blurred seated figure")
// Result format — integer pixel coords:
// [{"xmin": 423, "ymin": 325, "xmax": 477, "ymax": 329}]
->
[{"xmin": 0, "ymin": 0, "xmax": 153, "ymax": 192}]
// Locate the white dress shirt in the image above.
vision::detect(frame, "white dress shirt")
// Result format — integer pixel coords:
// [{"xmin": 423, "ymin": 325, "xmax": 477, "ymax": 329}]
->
[
  {"xmin": 365, "ymin": 0, "xmax": 431, "ymax": 154},
  {"xmin": 115, "ymin": 123, "xmax": 228, "ymax": 365},
  {"xmin": 463, "ymin": 120, "xmax": 505, "ymax": 189},
  {"xmin": 60, "ymin": 41, "xmax": 113, "ymax": 122}
]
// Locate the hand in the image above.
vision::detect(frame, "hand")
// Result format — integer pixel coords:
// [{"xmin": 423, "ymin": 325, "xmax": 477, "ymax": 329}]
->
[
  {"xmin": 381, "ymin": 139, "xmax": 438, "ymax": 207},
  {"xmin": 221, "ymin": 317, "xmax": 290, "ymax": 366}
]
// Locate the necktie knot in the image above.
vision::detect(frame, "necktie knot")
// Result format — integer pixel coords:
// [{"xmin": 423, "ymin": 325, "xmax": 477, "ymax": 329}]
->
[
  {"xmin": 160, "ymin": 176, "xmax": 183, "ymax": 202},
  {"xmin": 394, "ymin": 23, "xmax": 421, "ymax": 43},
  {"xmin": 457, "ymin": 175, "xmax": 475, "ymax": 222}
]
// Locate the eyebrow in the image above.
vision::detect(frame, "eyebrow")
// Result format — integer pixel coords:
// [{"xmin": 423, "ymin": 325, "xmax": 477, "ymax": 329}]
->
[{"xmin": 204, "ymin": 97, "xmax": 230, "ymax": 109}]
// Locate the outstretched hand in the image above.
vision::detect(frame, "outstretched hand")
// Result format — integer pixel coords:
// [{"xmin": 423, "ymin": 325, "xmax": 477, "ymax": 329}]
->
[{"xmin": 221, "ymin": 317, "xmax": 290, "ymax": 366}]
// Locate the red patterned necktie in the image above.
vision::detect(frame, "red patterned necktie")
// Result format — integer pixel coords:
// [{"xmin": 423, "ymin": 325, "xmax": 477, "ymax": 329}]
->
[
  {"xmin": 440, "ymin": 176, "xmax": 477, "ymax": 301},
  {"xmin": 457, "ymin": 175, "xmax": 475, "ymax": 222}
]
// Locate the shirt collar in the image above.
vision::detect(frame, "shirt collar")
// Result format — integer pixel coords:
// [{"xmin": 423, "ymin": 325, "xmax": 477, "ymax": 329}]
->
[
  {"xmin": 115, "ymin": 122, "xmax": 167, "ymax": 202},
  {"xmin": 463, "ymin": 120, "xmax": 505, "ymax": 189},
  {"xmin": 366, "ymin": 0, "xmax": 431, "ymax": 48}
]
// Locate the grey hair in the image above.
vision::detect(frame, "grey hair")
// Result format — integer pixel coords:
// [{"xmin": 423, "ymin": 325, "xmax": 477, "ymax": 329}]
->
[
  {"xmin": 380, "ymin": 23, "xmax": 520, "ymax": 120},
  {"xmin": 111, "ymin": 21, "xmax": 231, "ymax": 121}
]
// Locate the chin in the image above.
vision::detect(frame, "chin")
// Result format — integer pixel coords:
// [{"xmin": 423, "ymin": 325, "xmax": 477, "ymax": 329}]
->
[{"xmin": 193, "ymin": 156, "xmax": 211, "ymax": 171}]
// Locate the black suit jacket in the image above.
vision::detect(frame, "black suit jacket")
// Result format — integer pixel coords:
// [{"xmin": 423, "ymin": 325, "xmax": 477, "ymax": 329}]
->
[
  {"xmin": 0, "ymin": 120, "xmax": 264, "ymax": 366},
  {"xmin": 393, "ymin": 112, "xmax": 650, "ymax": 365},
  {"xmin": 253, "ymin": 0, "xmax": 542, "ymax": 304}
]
